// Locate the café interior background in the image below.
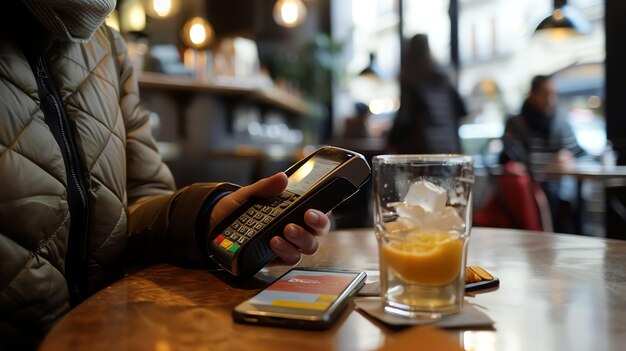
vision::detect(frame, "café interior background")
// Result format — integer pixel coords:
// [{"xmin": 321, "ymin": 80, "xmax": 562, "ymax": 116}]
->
[{"xmin": 109, "ymin": 0, "xmax": 613, "ymax": 234}]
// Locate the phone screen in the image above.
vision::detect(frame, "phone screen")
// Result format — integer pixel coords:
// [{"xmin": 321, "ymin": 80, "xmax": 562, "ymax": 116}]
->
[{"xmin": 247, "ymin": 269, "xmax": 360, "ymax": 315}]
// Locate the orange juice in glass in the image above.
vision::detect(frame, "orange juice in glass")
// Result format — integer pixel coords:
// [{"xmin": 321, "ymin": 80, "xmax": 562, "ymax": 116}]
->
[{"xmin": 373, "ymin": 155, "xmax": 473, "ymax": 319}]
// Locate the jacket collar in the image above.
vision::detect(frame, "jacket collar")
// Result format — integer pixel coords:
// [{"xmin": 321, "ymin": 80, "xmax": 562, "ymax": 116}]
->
[{"xmin": 21, "ymin": 0, "xmax": 115, "ymax": 43}]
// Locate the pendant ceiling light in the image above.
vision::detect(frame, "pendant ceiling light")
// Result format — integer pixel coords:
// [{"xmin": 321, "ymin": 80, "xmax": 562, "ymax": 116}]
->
[
  {"xmin": 535, "ymin": 0, "xmax": 591, "ymax": 39},
  {"xmin": 359, "ymin": 53, "xmax": 381, "ymax": 79},
  {"xmin": 273, "ymin": 0, "xmax": 307, "ymax": 28}
]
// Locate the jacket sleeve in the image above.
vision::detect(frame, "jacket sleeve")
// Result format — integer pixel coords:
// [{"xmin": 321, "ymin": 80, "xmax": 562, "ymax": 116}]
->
[
  {"xmin": 0, "ymin": 234, "xmax": 69, "ymax": 348},
  {"xmin": 556, "ymin": 116, "xmax": 588, "ymax": 159},
  {"xmin": 108, "ymin": 26, "xmax": 175, "ymax": 201},
  {"xmin": 107, "ymin": 27, "xmax": 241, "ymax": 268},
  {"xmin": 125, "ymin": 183, "xmax": 239, "ymax": 268}
]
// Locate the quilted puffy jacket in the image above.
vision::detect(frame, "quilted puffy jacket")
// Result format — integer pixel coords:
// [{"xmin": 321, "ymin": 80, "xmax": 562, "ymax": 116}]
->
[{"xmin": 0, "ymin": 23, "xmax": 238, "ymax": 348}]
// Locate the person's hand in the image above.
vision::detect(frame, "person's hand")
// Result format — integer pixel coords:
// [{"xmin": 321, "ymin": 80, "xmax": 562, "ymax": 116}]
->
[
  {"xmin": 556, "ymin": 149, "xmax": 575, "ymax": 169},
  {"xmin": 210, "ymin": 172, "xmax": 331, "ymax": 266}
]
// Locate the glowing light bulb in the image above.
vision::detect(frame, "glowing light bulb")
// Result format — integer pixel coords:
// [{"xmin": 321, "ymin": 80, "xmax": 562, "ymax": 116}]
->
[
  {"xmin": 146, "ymin": 0, "xmax": 180, "ymax": 18},
  {"xmin": 154, "ymin": 0, "xmax": 172, "ymax": 17},
  {"xmin": 190, "ymin": 24, "xmax": 206, "ymax": 46},
  {"xmin": 273, "ymin": 0, "xmax": 307, "ymax": 28},
  {"xmin": 182, "ymin": 17, "xmax": 214, "ymax": 49},
  {"xmin": 281, "ymin": 2, "xmax": 299, "ymax": 25}
]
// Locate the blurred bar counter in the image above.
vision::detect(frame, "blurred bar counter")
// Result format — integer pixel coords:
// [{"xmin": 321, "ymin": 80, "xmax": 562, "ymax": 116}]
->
[{"xmin": 137, "ymin": 72, "xmax": 309, "ymax": 188}]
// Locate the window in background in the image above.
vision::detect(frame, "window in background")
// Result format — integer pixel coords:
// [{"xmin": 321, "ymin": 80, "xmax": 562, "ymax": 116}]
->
[
  {"xmin": 331, "ymin": 0, "xmax": 400, "ymax": 139},
  {"xmin": 402, "ymin": 0, "xmax": 451, "ymax": 67},
  {"xmin": 332, "ymin": 0, "xmax": 454, "ymax": 140}
]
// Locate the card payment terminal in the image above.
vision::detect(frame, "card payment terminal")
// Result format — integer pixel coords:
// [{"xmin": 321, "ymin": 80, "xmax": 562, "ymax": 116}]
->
[{"xmin": 208, "ymin": 146, "xmax": 371, "ymax": 277}]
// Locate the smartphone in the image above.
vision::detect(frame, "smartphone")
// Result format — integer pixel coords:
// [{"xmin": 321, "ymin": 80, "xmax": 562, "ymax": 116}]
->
[
  {"xmin": 233, "ymin": 267, "xmax": 367, "ymax": 330},
  {"xmin": 208, "ymin": 146, "xmax": 371, "ymax": 277},
  {"xmin": 465, "ymin": 276, "xmax": 500, "ymax": 292}
]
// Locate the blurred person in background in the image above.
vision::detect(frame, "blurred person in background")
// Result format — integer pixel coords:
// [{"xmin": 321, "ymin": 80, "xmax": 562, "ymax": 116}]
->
[
  {"xmin": 386, "ymin": 33, "xmax": 467, "ymax": 154},
  {"xmin": 499, "ymin": 75, "xmax": 587, "ymax": 167},
  {"xmin": 499, "ymin": 75, "xmax": 589, "ymax": 233},
  {"xmin": 342, "ymin": 102, "xmax": 372, "ymax": 139},
  {"xmin": 0, "ymin": 1, "xmax": 330, "ymax": 350}
]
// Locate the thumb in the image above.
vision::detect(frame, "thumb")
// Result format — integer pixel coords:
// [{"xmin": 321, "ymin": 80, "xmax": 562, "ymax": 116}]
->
[
  {"xmin": 209, "ymin": 173, "xmax": 289, "ymax": 228},
  {"xmin": 231, "ymin": 172, "xmax": 288, "ymax": 204}
]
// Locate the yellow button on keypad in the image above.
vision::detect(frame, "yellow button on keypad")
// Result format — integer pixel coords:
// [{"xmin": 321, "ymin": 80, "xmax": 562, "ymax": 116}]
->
[{"xmin": 220, "ymin": 239, "xmax": 233, "ymax": 249}]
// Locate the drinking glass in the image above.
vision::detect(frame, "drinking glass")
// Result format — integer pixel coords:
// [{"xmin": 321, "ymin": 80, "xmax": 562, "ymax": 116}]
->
[{"xmin": 372, "ymin": 154, "xmax": 474, "ymax": 319}]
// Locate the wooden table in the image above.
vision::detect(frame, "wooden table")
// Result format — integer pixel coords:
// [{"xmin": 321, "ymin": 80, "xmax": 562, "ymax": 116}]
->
[
  {"xmin": 532, "ymin": 164, "xmax": 626, "ymax": 180},
  {"xmin": 40, "ymin": 227, "xmax": 626, "ymax": 351}
]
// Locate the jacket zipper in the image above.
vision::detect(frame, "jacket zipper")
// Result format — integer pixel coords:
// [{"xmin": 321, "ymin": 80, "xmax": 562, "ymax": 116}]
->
[{"xmin": 33, "ymin": 55, "xmax": 90, "ymax": 305}]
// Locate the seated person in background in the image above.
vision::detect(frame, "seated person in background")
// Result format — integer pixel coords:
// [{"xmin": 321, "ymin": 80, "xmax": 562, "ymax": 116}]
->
[
  {"xmin": 342, "ymin": 102, "xmax": 372, "ymax": 139},
  {"xmin": 500, "ymin": 75, "xmax": 587, "ymax": 167},
  {"xmin": 499, "ymin": 75, "xmax": 588, "ymax": 233}
]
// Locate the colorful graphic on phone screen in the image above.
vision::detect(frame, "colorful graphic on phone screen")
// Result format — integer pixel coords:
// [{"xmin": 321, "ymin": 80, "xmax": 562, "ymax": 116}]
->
[{"xmin": 249, "ymin": 270, "xmax": 356, "ymax": 311}]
